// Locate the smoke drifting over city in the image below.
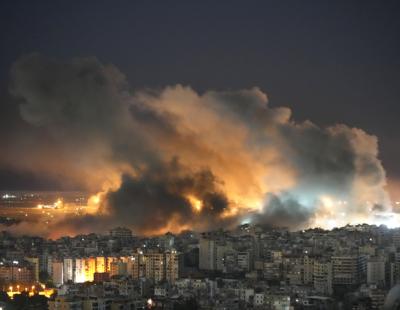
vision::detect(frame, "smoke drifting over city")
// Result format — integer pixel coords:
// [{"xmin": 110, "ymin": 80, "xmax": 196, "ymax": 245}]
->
[{"xmin": 0, "ymin": 54, "xmax": 394, "ymax": 236}]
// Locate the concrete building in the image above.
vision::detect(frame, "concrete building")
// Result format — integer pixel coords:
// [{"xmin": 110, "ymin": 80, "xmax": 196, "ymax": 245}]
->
[
  {"xmin": 199, "ymin": 238, "xmax": 216, "ymax": 270},
  {"xmin": 165, "ymin": 250, "xmax": 179, "ymax": 284},
  {"xmin": 127, "ymin": 253, "xmax": 141, "ymax": 279},
  {"xmin": 332, "ymin": 255, "xmax": 366, "ymax": 286},
  {"xmin": 303, "ymin": 256, "xmax": 314, "ymax": 285},
  {"xmin": 110, "ymin": 261, "xmax": 128, "ymax": 277},
  {"xmin": 237, "ymin": 251, "xmax": 251, "ymax": 272},
  {"xmin": 24, "ymin": 257, "xmax": 39, "ymax": 282},
  {"xmin": 314, "ymin": 260, "xmax": 333, "ymax": 295},
  {"xmin": 48, "ymin": 296, "xmax": 82, "ymax": 310},
  {"xmin": 392, "ymin": 230, "xmax": 400, "ymax": 248},
  {"xmin": 52, "ymin": 261, "xmax": 64, "ymax": 286},
  {"xmin": 109, "ymin": 227, "xmax": 132, "ymax": 239},
  {"xmin": 63, "ymin": 258, "xmax": 74, "ymax": 283},
  {"xmin": 199, "ymin": 238, "xmax": 231, "ymax": 271},
  {"xmin": 143, "ymin": 253, "xmax": 164, "ymax": 283},
  {"xmin": 75, "ymin": 258, "xmax": 85, "ymax": 283},
  {"xmin": 367, "ymin": 257, "xmax": 386, "ymax": 287},
  {"xmin": 0, "ymin": 263, "xmax": 35, "ymax": 284}
]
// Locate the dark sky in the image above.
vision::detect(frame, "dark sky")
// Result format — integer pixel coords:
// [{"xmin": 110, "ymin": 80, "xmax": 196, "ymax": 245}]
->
[{"xmin": 0, "ymin": 0, "xmax": 399, "ymax": 193}]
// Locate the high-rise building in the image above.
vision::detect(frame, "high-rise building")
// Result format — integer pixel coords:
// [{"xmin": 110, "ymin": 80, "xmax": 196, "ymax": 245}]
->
[
  {"xmin": 84, "ymin": 257, "xmax": 96, "ymax": 282},
  {"xmin": 215, "ymin": 243, "xmax": 230, "ymax": 271},
  {"xmin": 0, "ymin": 262, "xmax": 35, "ymax": 284},
  {"xmin": 127, "ymin": 253, "xmax": 142, "ymax": 279},
  {"xmin": 95, "ymin": 256, "xmax": 106, "ymax": 273},
  {"xmin": 199, "ymin": 238, "xmax": 216, "ymax": 270},
  {"xmin": 313, "ymin": 260, "xmax": 333, "ymax": 295},
  {"xmin": 25, "ymin": 257, "xmax": 39, "ymax": 282},
  {"xmin": 109, "ymin": 227, "xmax": 132, "ymax": 239},
  {"xmin": 165, "ymin": 250, "xmax": 179, "ymax": 284},
  {"xmin": 46, "ymin": 255, "xmax": 53, "ymax": 277},
  {"xmin": 303, "ymin": 256, "xmax": 314, "ymax": 285},
  {"xmin": 63, "ymin": 258, "xmax": 74, "ymax": 283},
  {"xmin": 237, "ymin": 252, "xmax": 251, "ymax": 272},
  {"xmin": 74, "ymin": 258, "xmax": 85, "ymax": 283},
  {"xmin": 199, "ymin": 238, "xmax": 231, "ymax": 271},
  {"xmin": 110, "ymin": 261, "xmax": 128, "ymax": 277},
  {"xmin": 143, "ymin": 253, "xmax": 164, "ymax": 283},
  {"xmin": 52, "ymin": 261, "xmax": 63, "ymax": 286},
  {"xmin": 332, "ymin": 255, "xmax": 367, "ymax": 287},
  {"xmin": 106, "ymin": 257, "xmax": 118, "ymax": 273},
  {"xmin": 392, "ymin": 230, "xmax": 400, "ymax": 248},
  {"xmin": 367, "ymin": 257, "xmax": 386, "ymax": 287}
]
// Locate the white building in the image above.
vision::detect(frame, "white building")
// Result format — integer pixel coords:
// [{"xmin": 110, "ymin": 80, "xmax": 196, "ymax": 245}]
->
[
  {"xmin": 63, "ymin": 258, "xmax": 74, "ymax": 283},
  {"xmin": 52, "ymin": 261, "xmax": 63, "ymax": 286}
]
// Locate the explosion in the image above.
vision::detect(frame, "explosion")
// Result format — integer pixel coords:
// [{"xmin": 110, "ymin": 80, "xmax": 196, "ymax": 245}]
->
[
  {"xmin": 0, "ymin": 54, "xmax": 396, "ymax": 236},
  {"xmin": 187, "ymin": 195, "xmax": 203, "ymax": 213}
]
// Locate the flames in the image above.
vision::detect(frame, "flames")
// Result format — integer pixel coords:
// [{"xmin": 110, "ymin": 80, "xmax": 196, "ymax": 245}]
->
[{"xmin": 187, "ymin": 195, "xmax": 203, "ymax": 212}]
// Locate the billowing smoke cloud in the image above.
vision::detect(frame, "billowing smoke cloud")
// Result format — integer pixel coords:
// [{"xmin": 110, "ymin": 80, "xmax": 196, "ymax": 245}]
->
[
  {"xmin": 103, "ymin": 159, "xmax": 235, "ymax": 234},
  {"xmin": 252, "ymin": 193, "xmax": 314, "ymax": 230},
  {"xmin": 0, "ymin": 54, "xmax": 394, "ymax": 236}
]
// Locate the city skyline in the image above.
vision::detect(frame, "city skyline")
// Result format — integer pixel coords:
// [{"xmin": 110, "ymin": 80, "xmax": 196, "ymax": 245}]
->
[
  {"xmin": 0, "ymin": 222, "xmax": 398, "ymax": 309},
  {"xmin": 3, "ymin": 2, "xmax": 400, "ymax": 309}
]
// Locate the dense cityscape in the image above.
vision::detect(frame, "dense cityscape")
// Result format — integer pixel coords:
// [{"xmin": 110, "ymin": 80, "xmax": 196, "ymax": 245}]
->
[{"xmin": 0, "ymin": 200, "xmax": 399, "ymax": 309}]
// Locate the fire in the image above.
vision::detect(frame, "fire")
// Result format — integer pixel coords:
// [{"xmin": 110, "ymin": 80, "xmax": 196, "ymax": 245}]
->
[
  {"xmin": 54, "ymin": 198, "xmax": 63, "ymax": 208},
  {"xmin": 143, "ymin": 214, "xmax": 192, "ymax": 236},
  {"xmin": 90, "ymin": 194, "xmax": 100, "ymax": 205},
  {"xmin": 85, "ymin": 173, "xmax": 124, "ymax": 215},
  {"xmin": 82, "ymin": 194, "xmax": 103, "ymax": 215},
  {"xmin": 187, "ymin": 195, "xmax": 203, "ymax": 212}
]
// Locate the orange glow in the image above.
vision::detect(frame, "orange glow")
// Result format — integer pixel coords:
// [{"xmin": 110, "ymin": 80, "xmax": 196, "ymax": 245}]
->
[
  {"xmin": 6, "ymin": 284, "xmax": 54, "ymax": 299},
  {"xmin": 138, "ymin": 214, "xmax": 191, "ymax": 236},
  {"xmin": 89, "ymin": 194, "xmax": 100, "ymax": 205},
  {"xmin": 54, "ymin": 198, "xmax": 63, "ymax": 208},
  {"xmin": 187, "ymin": 195, "xmax": 203, "ymax": 212}
]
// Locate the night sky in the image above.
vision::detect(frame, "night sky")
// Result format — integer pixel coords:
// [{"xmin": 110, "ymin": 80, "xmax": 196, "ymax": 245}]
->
[{"xmin": 0, "ymin": 0, "xmax": 399, "ymax": 198}]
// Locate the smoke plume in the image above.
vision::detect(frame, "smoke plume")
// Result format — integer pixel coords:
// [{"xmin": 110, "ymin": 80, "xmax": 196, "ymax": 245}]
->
[{"xmin": 0, "ymin": 54, "xmax": 394, "ymax": 236}]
